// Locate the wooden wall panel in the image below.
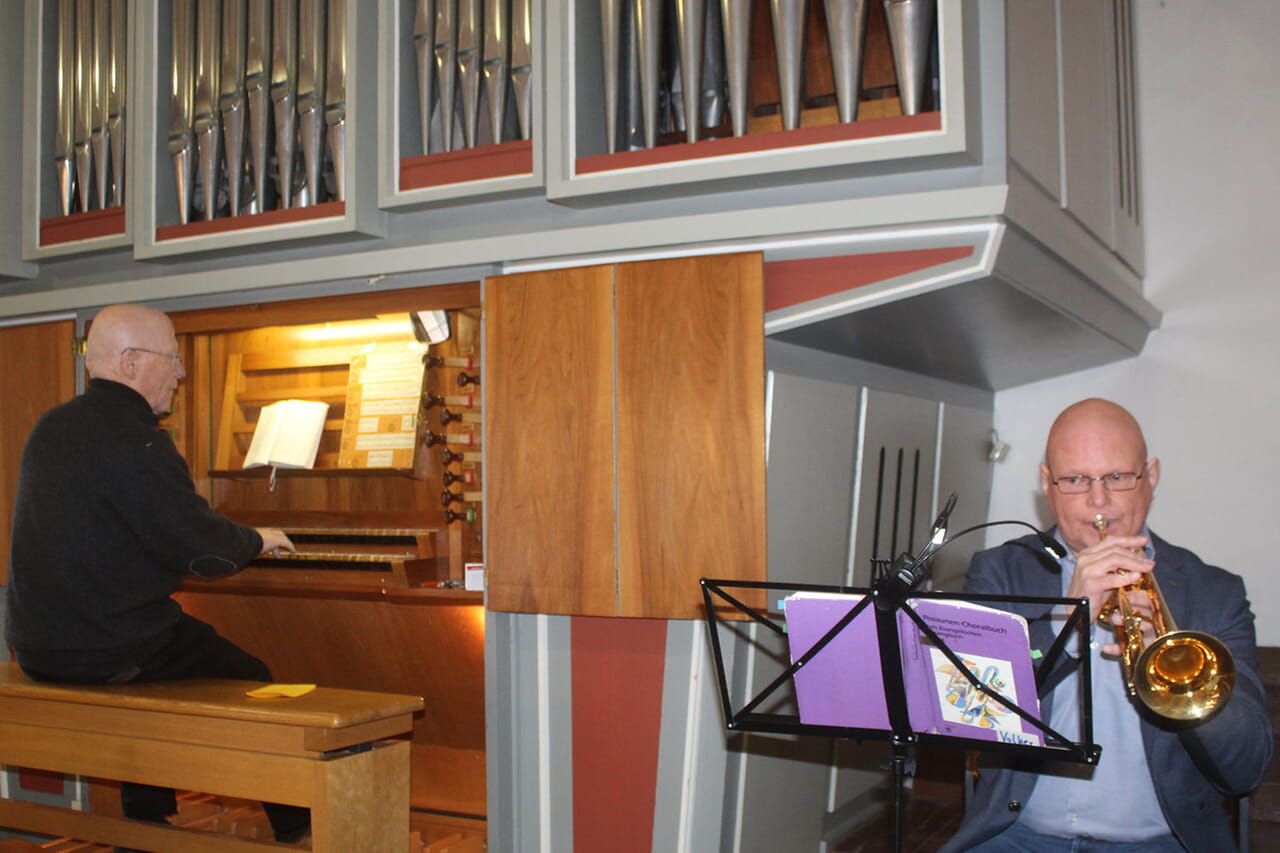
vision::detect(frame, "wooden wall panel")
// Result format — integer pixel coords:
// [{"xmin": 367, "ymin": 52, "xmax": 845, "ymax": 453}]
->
[
  {"xmin": 175, "ymin": 590, "xmax": 487, "ymax": 815},
  {"xmin": 175, "ymin": 592, "xmax": 485, "ymax": 746},
  {"xmin": 0, "ymin": 320, "xmax": 77, "ymax": 585},
  {"xmin": 615, "ymin": 254, "xmax": 767, "ymax": 620},
  {"xmin": 486, "ymin": 265, "xmax": 618, "ymax": 616}
]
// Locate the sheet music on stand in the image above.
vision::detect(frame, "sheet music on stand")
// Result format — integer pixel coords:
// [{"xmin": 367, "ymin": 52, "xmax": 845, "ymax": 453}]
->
[
  {"xmin": 701, "ymin": 577, "xmax": 1100, "ymax": 761},
  {"xmin": 699, "ymin": 576, "xmax": 1102, "ymax": 851}
]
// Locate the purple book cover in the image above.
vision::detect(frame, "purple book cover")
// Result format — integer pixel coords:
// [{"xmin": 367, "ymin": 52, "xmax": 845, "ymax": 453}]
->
[
  {"xmin": 898, "ymin": 599, "xmax": 1042, "ymax": 746},
  {"xmin": 785, "ymin": 593, "xmax": 1041, "ymax": 743},
  {"xmin": 784, "ymin": 593, "xmax": 890, "ymax": 730}
]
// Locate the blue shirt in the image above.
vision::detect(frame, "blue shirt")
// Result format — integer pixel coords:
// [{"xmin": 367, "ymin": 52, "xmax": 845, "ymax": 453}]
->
[{"xmin": 1016, "ymin": 530, "xmax": 1172, "ymax": 841}]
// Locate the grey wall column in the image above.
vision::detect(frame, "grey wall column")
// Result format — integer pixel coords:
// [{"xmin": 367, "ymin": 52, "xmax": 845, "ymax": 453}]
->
[
  {"xmin": 486, "ymin": 611, "xmax": 575, "ymax": 853},
  {"xmin": 650, "ymin": 619, "xmax": 734, "ymax": 852}
]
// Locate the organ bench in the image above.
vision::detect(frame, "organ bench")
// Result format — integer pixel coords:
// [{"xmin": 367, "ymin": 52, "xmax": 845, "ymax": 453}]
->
[{"xmin": 0, "ymin": 662, "xmax": 423, "ymax": 851}]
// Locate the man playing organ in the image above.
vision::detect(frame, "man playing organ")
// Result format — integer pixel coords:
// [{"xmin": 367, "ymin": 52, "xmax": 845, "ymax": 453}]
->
[{"xmin": 4, "ymin": 303, "xmax": 310, "ymax": 845}]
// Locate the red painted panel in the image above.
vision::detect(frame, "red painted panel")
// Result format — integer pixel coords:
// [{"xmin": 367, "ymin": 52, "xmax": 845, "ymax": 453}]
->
[
  {"xmin": 39, "ymin": 206, "xmax": 127, "ymax": 246},
  {"xmin": 17, "ymin": 767, "xmax": 64, "ymax": 795},
  {"xmin": 154, "ymin": 201, "xmax": 346, "ymax": 242},
  {"xmin": 576, "ymin": 112, "xmax": 942, "ymax": 175},
  {"xmin": 400, "ymin": 139, "xmax": 534, "ymax": 190},
  {"xmin": 571, "ymin": 616, "xmax": 668, "ymax": 853},
  {"xmin": 763, "ymin": 246, "xmax": 977, "ymax": 313}
]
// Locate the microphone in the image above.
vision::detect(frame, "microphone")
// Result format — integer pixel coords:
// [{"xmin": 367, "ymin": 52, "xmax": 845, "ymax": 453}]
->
[
  {"xmin": 872, "ymin": 494, "xmax": 1064, "ymax": 610},
  {"xmin": 1036, "ymin": 531, "xmax": 1068, "ymax": 560},
  {"xmin": 922, "ymin": 492, "xmax": 958, "ymax": 557},
  {"xmin": 874, "ymin": 493, "xmax": 957, "ymax": 611},
  {"xmin": 938, "ymin": 519, "xmax": 1067, "ymax": 562}
]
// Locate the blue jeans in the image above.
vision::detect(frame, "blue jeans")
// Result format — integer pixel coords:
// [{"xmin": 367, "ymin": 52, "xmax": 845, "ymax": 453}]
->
[{"xmin": 967, "ymin": 822, "xmax": 1186, "ymax": 852}]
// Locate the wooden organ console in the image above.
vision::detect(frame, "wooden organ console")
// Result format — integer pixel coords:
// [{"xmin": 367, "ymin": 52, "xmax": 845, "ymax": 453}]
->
[{"xmin": 160, "ymin": 284, "xmax": 487, "ymax": 848}]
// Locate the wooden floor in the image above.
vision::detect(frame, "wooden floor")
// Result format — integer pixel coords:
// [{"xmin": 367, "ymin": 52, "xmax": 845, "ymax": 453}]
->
[
  {"xmin": 828, "ymin": 745, "xmax": 967, "ymax": 853},
  {"xmin": 0, "ymin": 793, "xmax": 303, "ymax": 851},
  {"xmin": 0, "ymin": 791, "xmax": 486, "ymax": 852},
  {"xmin": 1245, "ymin": 647, "xmax": 1280, "ymax": 853},
  {"xmin": 830, "ymin": 789, "xmax": 964, "ymax": 853}
]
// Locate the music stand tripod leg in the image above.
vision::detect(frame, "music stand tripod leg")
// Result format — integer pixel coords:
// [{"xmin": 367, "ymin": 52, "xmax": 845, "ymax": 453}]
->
[{"xmin": 885, "ymin": 739, "xmax": 916, "ymax": 853}]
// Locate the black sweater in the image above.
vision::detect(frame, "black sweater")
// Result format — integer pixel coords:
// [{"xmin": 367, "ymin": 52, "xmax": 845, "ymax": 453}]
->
[{"xmin": 5, "ymin": 379, "xmax": 262, "ymax": 677}]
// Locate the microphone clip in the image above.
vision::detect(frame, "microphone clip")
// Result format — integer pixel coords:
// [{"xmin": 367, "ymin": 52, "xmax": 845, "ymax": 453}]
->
[{"xmin": 873, "ymin": 551, "xmax": 928, "ymax": 613}]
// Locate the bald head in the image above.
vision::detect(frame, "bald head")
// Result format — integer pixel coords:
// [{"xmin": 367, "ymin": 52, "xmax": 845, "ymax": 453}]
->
[
  {"xmin": 85, "ymin": 304, "xmax": 172, "ymax": 379},
  {"xmin": 1040, "ymin": 398, "xmax": 1159, "ymax": 553},
  {"xmin": 1045, "ymin": 398, "xmax": 1148, "ymax": 469},
  {"xmin": 85, "ymin": 304, "xmax": 185, "ymax": 414}
]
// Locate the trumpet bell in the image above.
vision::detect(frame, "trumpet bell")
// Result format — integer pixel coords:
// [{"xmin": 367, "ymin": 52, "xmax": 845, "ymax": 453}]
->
[{"xmin": 1134, "ymin": 630, "xmax": 1236, "ymax": 721}]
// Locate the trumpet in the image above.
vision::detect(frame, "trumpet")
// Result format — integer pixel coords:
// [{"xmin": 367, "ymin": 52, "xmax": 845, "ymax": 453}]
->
[{"xmin": 1093, "ymin": 514, "xmax": 1235, "ymax": 720}]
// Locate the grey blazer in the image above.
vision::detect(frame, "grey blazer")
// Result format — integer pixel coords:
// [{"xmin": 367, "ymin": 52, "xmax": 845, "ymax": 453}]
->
[{"xmin": 939, "ymin": 532, "xmax": 1272, "ymax": 853}]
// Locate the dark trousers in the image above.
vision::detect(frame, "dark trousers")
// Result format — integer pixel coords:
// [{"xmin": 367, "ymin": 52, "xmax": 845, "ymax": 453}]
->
[{"xmin": 23, "ymin": 613, "xmax": 310, "ymax": 843}]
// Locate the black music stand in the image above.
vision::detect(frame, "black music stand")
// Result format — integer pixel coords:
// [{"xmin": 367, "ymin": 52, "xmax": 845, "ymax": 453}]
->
[{"xmin": 700, "ymin": 575, "xmax": 1102, "ymax": 853}]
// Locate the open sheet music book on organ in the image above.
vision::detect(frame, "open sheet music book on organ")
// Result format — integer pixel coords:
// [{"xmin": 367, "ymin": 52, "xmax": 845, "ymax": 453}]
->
[
  {"xmin": 243, "ymin": 399, "xmax": 330, "ymax": 471},
  {"xmin": 784, "ymin": 592, "xmax": 1043, "ymax": 745}
]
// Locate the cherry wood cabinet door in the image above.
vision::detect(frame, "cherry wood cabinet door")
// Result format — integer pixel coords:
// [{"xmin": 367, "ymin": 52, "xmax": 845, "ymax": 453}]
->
[
  {"xmin": 486, "ymin": 254, "xmax": 766, "ymax": 618},
  {"xmin": 0, "ymin": 319, "xmax": 77, "ymax": 584},
  {"xmin": 615, "ymin": 254, "xmax": 766, "ymax": 619},
  {"xmin": 486, "ymin": 264, "xmax": 619, "ymax": 615}
]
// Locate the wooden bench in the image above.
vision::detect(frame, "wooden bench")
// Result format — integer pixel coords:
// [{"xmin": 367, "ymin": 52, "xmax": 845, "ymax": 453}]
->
[{"xmin": 0, "ymin": 662, "xmax": 423, "ymax": 852}]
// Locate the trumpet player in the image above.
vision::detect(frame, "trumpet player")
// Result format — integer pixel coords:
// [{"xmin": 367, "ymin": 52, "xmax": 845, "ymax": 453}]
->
[{"xmin": 942, "ymin": 399, "xmax": 1271, "ymax": 853}]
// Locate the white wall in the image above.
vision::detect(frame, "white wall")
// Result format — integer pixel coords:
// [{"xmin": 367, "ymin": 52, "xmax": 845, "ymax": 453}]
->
[{"xmin": 988, "ymin": 0, "xmax": 1280, "ymax": 645}]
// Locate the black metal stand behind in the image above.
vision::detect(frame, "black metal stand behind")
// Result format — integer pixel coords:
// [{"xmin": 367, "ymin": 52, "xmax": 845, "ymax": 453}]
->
[{"xmin": 700, "ymin": 577, "xmax": 1103, "ymax": 853}]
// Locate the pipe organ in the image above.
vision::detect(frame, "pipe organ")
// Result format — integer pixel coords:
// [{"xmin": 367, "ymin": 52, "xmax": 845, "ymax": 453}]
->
[
  {"xmin": 54, "ymin": 0, "xmax": 128, "ymax": 217},
  {"xmin": 410, "ymin": 0, "xmax": 534, "ymax": 154},
  {"xmin": 1, "ymin": 1, "xmax": 1155, "ymax": 847},
  {"xmin": 162, "ymin": 0, "xmax": 348, "ymax": 221},
  {"xmin": 47, "ymin": 0, "xmax": 353, "ymax": 232},
  {"xmin": 585, "ymin": 0, "xmax": 936, "ymax": 152},
  {"xmin": 18, "ymin": 0, "xmax": 961, "ymax": 296}
]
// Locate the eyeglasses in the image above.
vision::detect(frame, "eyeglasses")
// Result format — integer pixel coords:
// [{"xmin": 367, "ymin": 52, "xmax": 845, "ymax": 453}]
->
[
  {"xmin": 1049, "ymin": 471, "xmax": 1144, "ymax": 494},
  {"xmin": 124, "ymin": 347, "xmax": 183, "ymax": 368}
]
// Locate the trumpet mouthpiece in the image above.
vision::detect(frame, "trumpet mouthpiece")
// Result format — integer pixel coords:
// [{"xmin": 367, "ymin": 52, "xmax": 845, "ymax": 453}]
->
[{"xmin": 1093, "ymin": 514, "xmax": 1109, "ymax": 535}]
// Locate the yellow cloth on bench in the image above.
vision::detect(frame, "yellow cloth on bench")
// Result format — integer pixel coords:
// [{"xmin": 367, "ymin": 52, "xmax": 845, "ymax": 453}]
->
[{"xmin": 245, "ymin": 683, "xmax": 317, "ymax": 698}]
